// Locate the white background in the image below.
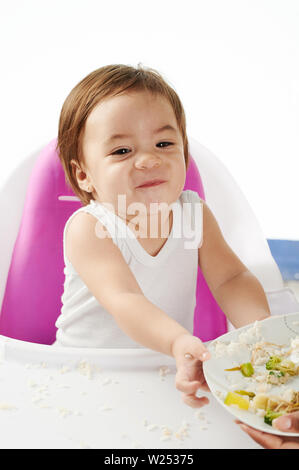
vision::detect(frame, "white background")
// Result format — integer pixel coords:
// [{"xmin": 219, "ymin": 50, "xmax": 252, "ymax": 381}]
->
[{"xmin": 0, "ymin": 0, "xmax": 298, "ymax": 239}]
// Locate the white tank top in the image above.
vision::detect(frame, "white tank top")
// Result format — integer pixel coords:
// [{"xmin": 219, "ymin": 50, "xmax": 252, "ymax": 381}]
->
[{"xmin": 54, "ymin": 190, "xmax": 203, "ymax": 348}]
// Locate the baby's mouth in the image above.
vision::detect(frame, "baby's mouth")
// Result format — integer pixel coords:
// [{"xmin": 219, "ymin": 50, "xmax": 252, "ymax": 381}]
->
[{"xmin": 136, "ymin": 180, "xmax": 166, "ymax": 189}]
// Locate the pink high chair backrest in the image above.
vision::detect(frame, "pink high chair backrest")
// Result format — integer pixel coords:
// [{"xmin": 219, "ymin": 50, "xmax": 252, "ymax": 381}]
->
[{"xmin": 0, "ymin": 139, "xmax": 227, "ymax": 345}]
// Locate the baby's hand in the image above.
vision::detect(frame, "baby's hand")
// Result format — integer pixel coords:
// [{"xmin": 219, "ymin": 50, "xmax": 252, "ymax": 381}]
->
[{"xmin": 172, "ymin": 333, "xmax": 211, "ymax": 408}]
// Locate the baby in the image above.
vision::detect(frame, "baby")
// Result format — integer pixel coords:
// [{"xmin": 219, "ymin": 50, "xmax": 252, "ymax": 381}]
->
[{"xmin": 54, "ymin": 64, "xmax": 271, "ymax": 408}]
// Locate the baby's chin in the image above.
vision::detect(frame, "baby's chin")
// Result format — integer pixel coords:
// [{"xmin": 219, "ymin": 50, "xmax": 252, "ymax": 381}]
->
[{"xmin": 135, "ymin": 186, "xmax": 179, "ymax": 204}]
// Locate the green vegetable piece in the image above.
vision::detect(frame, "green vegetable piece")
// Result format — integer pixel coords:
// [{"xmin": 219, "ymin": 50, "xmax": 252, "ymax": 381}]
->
[
  {"xmin": 266, "ymin": 356, "xmax": 282, "ymax": 370},
  {"xmin": 234, "ymin": 390, "xmax": 255, "ymax": 398},
  {"xmin": 225, "ymin": 362, "xmax": 254, "ymax": 376},
  {"xmin": 240, "ymin": 362, "xmax": 254, "ymax": 377},
  {"xmin": 264, "ymin": 410, "xmax": 284, "ymax": 426},
  {"xmin": 266, "ymin": 356, "xmax": 296, "ymax": 375}
]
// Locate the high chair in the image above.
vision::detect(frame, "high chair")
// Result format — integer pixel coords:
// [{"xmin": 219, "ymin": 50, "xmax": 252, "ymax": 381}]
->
[{"xmin": 0, "ymin": 137, "xmax": 298, "ymax": 345}]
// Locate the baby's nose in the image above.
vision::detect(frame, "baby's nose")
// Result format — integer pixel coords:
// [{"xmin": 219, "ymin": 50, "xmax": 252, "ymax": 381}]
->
[{"xmin": 135, "ymin": 153, "xmax": 161, "ymax": 169}]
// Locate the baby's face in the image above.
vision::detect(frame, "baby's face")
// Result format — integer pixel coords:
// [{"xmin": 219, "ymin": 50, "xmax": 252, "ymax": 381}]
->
[{"xmin": 79, "ymin": 89, "xmax": 186, "ymax": 221}]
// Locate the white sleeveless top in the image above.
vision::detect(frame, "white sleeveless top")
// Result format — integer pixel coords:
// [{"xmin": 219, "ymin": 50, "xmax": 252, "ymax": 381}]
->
[{"xmin": 54, "ymin": 190, "xmax": 203, "ymax": 348}]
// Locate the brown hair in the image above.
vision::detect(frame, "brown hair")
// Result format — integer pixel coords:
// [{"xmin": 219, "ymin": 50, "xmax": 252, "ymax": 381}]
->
[{"xmin": 56, "ymin": 63, "xmax": 189, "ymax": 205}]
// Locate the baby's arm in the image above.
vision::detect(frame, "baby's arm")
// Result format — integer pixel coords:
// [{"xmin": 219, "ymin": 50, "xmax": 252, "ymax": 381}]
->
[
  {"xmin": 66, "ymin": 212, "xmax": 193, "ymax": 357},
  {"xmin": 198, "ymin": 201, "xmax": 271, "ymax": 328},
  {"xmin": 66, "ymin": 212, "xmax": 212, "ymax": 408}
]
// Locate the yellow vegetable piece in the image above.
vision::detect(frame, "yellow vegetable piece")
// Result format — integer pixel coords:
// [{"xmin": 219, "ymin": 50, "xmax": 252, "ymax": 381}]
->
[
  {"xmin": 224, "ymin": 392, "xmax": 250, "ymax": 410},
  {"xmin": 252, "ymin": 394, "xmax": 269, "ymax": 410}
]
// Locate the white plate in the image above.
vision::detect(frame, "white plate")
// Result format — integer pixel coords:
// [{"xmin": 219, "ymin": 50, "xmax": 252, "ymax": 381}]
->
[{"xmin": 203, "ymin": 312, "xmax": 299, "ymax": 437}]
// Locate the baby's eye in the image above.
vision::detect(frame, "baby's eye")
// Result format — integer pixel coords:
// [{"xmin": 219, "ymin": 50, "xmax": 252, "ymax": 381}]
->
[
  {"xmin": 111, "ymin": 143, "xmax": 173, "ymax": 155},
  {"xmin": 157, "ymin": 142, "xmax": 173, "ymax": 148},
  {"xmin": 111, "ymin": 148, "xmax": 130, "ymax": 155}
]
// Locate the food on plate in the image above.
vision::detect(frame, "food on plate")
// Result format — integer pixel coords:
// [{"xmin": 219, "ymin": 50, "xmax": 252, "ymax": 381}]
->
[
  {"xmin": 211, "ymin": 321, "xmax": 299, "ymax": 429},
  {"xmin": 251, "ymin": 390, "xmax": 299, "ymax": 426},
  {"xmin": 224, "ymin": 392, "xmax": 250, "ymax": 410},
  {"xmin": 234, "ymin": 390, "xmax": 255, "ymax": 398},
  {"xmin": 225, "ymin": 362, "xmax": 254, "ymax": 377},
  {"xmin": 264, "ymin": 410, "xmax": 284, "ymax": 426},
  {"xmin": 266, "ymin": 356, "xmax": 297, "ymax": 376},
  {"xmin": 267, "ymin": 370, "xmax": 288, "ymax": 385}
]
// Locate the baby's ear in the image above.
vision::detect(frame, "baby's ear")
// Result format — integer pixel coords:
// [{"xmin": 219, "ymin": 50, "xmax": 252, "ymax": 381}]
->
[
  {"xmin": 70, "ymin": 159, "xmax": 88, "ymax": 189},
  {"xmin": 71, "ymin": 160, "xmax": 85, "ymax": 177}
]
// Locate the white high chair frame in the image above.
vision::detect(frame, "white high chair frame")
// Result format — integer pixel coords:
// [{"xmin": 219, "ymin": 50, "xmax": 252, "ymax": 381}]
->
[{"xmin": 0, "ymin": 136, "xmax": 298, "ymax": 321}]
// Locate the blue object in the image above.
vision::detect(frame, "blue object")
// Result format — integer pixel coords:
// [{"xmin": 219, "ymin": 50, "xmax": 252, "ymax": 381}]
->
[{"xmin": 267, "ymin": 239, "xmax": 299, "ymax": 280}]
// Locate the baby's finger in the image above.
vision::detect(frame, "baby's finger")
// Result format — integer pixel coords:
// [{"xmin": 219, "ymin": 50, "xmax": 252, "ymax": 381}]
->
[
  {"xmin": 182, "ymin": 393, "xmax": 209, "ymax": 409},
  {"xmin": 197, "ymin": 380, "xmax": 210, "ymax": 392},
  {"xmin": 173, "ymin": 336, "xmax": 211, "ymax": 368},
  {"xmin": 175, "ymin": 379, "xmax": 201, "ymax": 394},
  {"xmin": 186, "ymin": 346, "xmax": 210, "ymax": 363}
]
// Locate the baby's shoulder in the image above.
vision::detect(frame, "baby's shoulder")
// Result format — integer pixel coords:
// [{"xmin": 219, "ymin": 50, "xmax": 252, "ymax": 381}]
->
[
  {"xmin": 65, "ymin": 210, "xmax": 110, "ymax": 252},
  {"xmin": 66, "ymin": 210, "xmax": 98, "ymax": 237}
]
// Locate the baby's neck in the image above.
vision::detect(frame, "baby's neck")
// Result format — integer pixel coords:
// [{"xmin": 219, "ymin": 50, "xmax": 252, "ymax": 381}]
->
[{"xmin": 124, "ymin": 209, "xmax": 173, "ymax": 240}]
